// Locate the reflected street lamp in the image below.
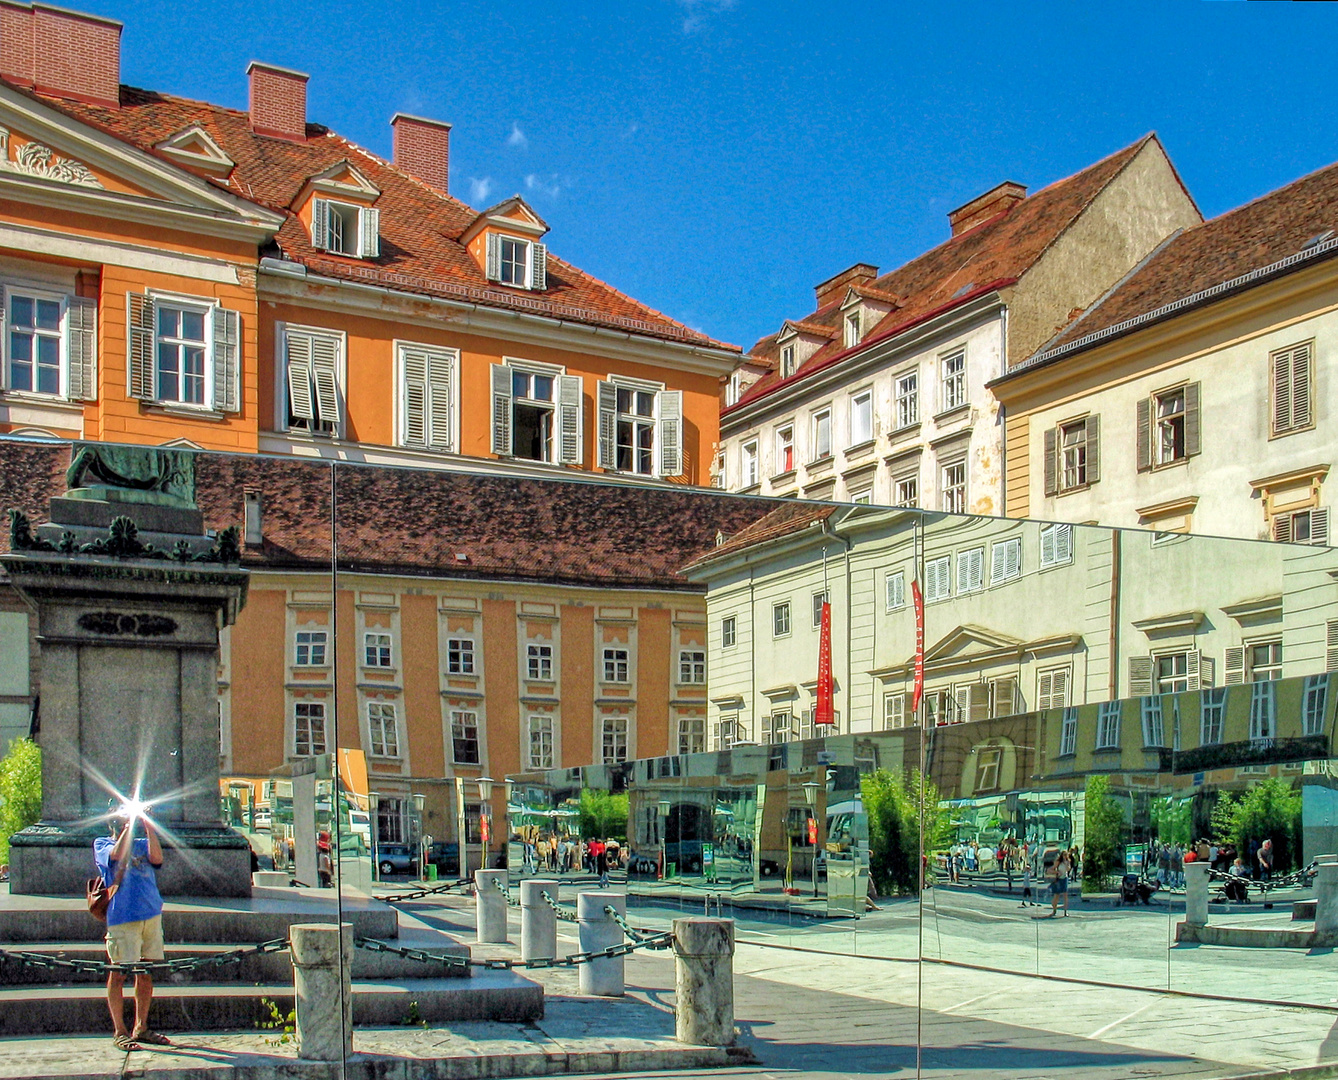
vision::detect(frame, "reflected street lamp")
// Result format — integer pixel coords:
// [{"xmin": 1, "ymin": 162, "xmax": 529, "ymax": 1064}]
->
[
  {"xmin": 802, "ymin": 782, "xmax": 820, "ymax": 899},
  {"xmin": 369, "ymin": 791, "xmax": 381, "ymax": 884},
  {"xmin": 658, "ymin": 798, "xmax": 671, "ymax": 880},
  {"xmin": 412, "ymin": 792, "xmax": 426, "ymax": 880},
  {"xmin": 476, "ymin": 777, "xmax": 495, "ymax": 871}
]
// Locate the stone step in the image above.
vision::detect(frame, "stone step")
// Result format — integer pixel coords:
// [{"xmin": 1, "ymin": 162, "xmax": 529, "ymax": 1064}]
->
[
  {"xmin": 1293, "ymin": 898, "xmax": 1318, "ymax": 920},
  {"xmin": 0, "ymin": 972, "xmax": 543, "ymax": 1035},
  {"xmin": 0, "ymin": 931, "xmax": 471, "ymax": 985}
]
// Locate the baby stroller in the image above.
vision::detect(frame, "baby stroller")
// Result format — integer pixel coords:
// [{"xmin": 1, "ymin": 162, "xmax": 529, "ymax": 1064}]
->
[{"xmin": 1118, "ymin": 873, "xmax": 1158, "ymax": 905}]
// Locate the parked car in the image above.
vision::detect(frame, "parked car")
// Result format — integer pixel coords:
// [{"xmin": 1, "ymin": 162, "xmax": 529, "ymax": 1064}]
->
[
  {"xmin": 627, "ymin": 852, "xmax": 658, "ymax": 875},
  {"xmin": 252, "ymin": 809, "xmax": 271, "ymax": 832},
  {"xmin": 429, "ymin": 841, "xmax": 460, "ymax": 877},
  {"xmin": 375, "ymin": 843, "xmax": 419, "ymax": 877}
]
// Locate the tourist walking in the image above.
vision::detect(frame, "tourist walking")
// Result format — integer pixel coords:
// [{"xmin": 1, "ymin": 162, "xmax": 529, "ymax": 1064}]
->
[{"xmin": 1049, "ymin": 849, "xmax": 1071, "ymax": 917}]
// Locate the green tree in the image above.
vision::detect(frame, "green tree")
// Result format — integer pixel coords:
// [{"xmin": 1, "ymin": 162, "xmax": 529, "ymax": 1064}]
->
[
  {"xmin": 0, "ymin": 738, "xmax": 41, "ymax": 864},
  {"xmin": 861, "ymin": 768, "xmax": 951, "ymax": 895},
  {"xmin": 1150, "ymin": 796, "xmax": 1193, "ymax": 846},
  {"xmin": 1212, "ymin": 778, "xmax": 1303, "ymax": 874},
  {"xmin": 578, "ymin": 790, "xmax": 628, "ymax": 842},
  {"xmin": 1082, "ymin": 775, "xmax": 1127, "ymax": 889}
]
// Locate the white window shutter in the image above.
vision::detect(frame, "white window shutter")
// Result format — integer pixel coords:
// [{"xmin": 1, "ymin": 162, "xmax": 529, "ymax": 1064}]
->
[
  {"xmin": 401, "ymin": 348, "xmax": 428, "ymax": 447},
  {"xmin": 1055, "ymin": 523, "xmax": 1072, "ymax": 564},
  {"xmin": 1327, "ymin": 621, "xmax": 1338, "ymax": 672},
  {"xmin": 1199, "ymin": 655, "xmax": 1215, "ymax": 688},
  {"xmin": 211, "ymin": 307, "xmax": 240, "ymax": 413},
  {"xmin": 359, "ymin": 207, "xmax": 380, "ymax": 258},
  {"xmin": 968, "ymin": 682, "xmax": 990, "ymax": 722},
  {"xmin": 1273, "ymin": 514, "xmax": 1293, "ymax": 543},
  {"xmin": 1224, "ymin": 647, "xmax": 1245, "ymax": 685},
  {"xmin": 426, "ymin": 349, "xmax": 453, "ymax": 450},
  {"xmin": 1085, "ymin": 415, "xmax": 1100, "ymax": 484},
  {"xmin": 1310, "ymin": 507, "xmax": 1329, "ymax": 545},
  {"xmin": 1292, "ymin": 345, "xmax": 1313, "ymax": 429},
  {"xmin": 485, "ymin": 233, "xmax": 501, "ymax": 281},
  {"xmin": 1184, "ymin": 381, "xmax": 1201, "ymax": 456},
  {"xmin": 556, "ymin": 373, "xmax": 583, "ymax": 465},
  {"xmin": 1272, "ymin": 348, "xmax": 1293, "ymax": 435},
  {"xmin": 1006, "ymin": 538, "xmax": 1020, "ymax": 580},
  {"xmin": 127, "ymin": 292, "xmax": 156, "ymax": 400},
  {"xmin": 1037, "ymin": 670, "xmax": 1054, "ymax": 710},
  {"xmin": 531, "ymin": 242, "xmax": 547, "ymax": 291},
  {"xmin": 285, "ymin": 331, "xmax": 314, "ymax": 421},
  {"xmin": 991, "ymin": 676, "xmax": 1017, "ymax": 718},
  {"xmin": 1186, "ymin": 650, "xmax": 1201, "ymax": 691},
  {"xmin": 490, "ymin": 363, "xmax": 513, "ymax": 454},
  {"xmin": 66, "ymin": 295, "xmax": 97, "ymax": 402},
  {"xmin": 1040, "ymin": 525, "xmax": 1056, "ymax": 567},
  {"xmin": 597, "ymin": 380, "xmax": 618, "ymax": 470},
  {"xmin": 1043, "ymin": 427, "xmax": 1058, "ymax": 497},
  {"xmin": 1052, "ymin": 667, "xmax": 1069, "ymax": 708},
  {"xmin": 990, "ymin": 543, "xmax": 1005, "ymax": 586},
  {"xmin": 1136, "ymin": 397, "xmax": 1152, "ymax": 472},
  {"xmin": 311, "ymin": 198, "xmax": 330, "ymax": 250},
  {"xmin": 657, "ymin": 389, "xmax": 683, "ymax": 478},
  {"xmin": 310, "ymin": 335, "xmax": 341, "ymax": 426},
  {"xmin": 1129, "ymin": 656, "xmax": 1154, "ymax": 697}
]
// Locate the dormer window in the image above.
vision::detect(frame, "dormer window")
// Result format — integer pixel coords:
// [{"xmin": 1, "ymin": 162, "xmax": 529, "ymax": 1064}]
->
[
  {"xmin": 781, "ymin": 345, "xmax": 796, "ymax": 378},
  {"xmin": 312, "ymin": 198, "xmax": 379, "ymax": 258},
  {"xmin": 486, "ymin": 233, "xmax": 547, "ymax": 291},
  {"xmin": 844, "ymin": 311, "xmax": 861, "ymax": 349}
]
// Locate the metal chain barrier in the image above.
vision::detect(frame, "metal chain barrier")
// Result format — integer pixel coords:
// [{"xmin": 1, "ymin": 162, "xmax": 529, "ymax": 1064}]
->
[
  {"xmin": 355, "ymin": 930, "xmax": 672, "ymax": 971},
  {"xmin": 540, "ymin": 889, "xmax": 580, "ymax": 922},
  {"xmin": 1205, "ymin": 862, "xmax": 1316, "ymax": 895},
  {"xmin": 0, "ymin": 936, "xmax": 290, "ymax": 977},
  {"xmin": 493, "ymin": 878, "xmax": 521, "ymax": 907},
  {"xmin": 377, "ymin": 879, "xmax": 472, "ymax": 904},
  {"xmin": 603, "ymin": 904, "xmax": 662, "ymax": 942}
]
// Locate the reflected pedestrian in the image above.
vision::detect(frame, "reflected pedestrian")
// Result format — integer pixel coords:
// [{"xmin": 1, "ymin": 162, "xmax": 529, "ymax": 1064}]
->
[{"xmin": 1049, "ymin": 849, "xmax": 1071, "ymax": 917}]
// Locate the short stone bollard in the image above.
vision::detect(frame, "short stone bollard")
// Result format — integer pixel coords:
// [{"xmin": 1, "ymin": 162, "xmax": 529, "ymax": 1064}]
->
[
  {"xmin": 672, "ymin": 918, "xmax": 735, "ymax": 1047},
  {"xmin": 1316, "ymin": 863, "xmax": 1338, "ymax": 934},
  {"xmin": 520, "ymin": 879, "xmax": 559, "ymax": 961},
  {"xmin": 252, "ymin": 870, "xmax": 289, "ymax": 888},
  {"xmin": 289, "ymin": 922, "xmax": 353, "ymax": 1062},
  {"xmin": 476, "ymin": 869, "xmax": 510, "ymax": 943},
  {"xmin": 1184, "ymin": 862, "xmax": 1209, "ymax": 927},
  {"xmin": 578, "ymin": 891, "xmax": 624, "ymax": 996}
]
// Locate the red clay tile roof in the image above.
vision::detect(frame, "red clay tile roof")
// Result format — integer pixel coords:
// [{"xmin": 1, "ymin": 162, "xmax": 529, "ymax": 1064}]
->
[
  {"xmin": 726, "ymin": 135, "xmax": 1160, "ymax": 413},
  {"xmin": 21, "ymin": 83, "xmax": 736, "ymax": 352},
  {"xmin": 0, "ymin": 442, "xmax": 775, "ymax": 591},
  {"xmin": 683, "ymin": 499, "xmax": 840, "ymax": 570},
  {"xmin": 1024, "ymin": 157, "xmax": 1338, "ymax": 362}
]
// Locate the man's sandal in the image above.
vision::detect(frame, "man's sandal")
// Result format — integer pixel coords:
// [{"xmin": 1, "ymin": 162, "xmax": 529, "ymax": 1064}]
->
[
  {"xmin": 131, "ymin": 1029, "xmax": 172, "ymax": 1046},
  {"xmin": 113, "ymin": 1034, "xmax": 136, "ymax": 1051}
]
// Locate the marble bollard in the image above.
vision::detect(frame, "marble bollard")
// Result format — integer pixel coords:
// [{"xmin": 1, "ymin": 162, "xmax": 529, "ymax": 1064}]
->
[
  {"xmin": 252, "ymin": 871, "xmax": 289, "ymax": 888},
  {"xmin": 1316, "ymin": 863, "xmax": 1338, "ymax": 934},
  {"xmin": 290, "ymin": 922, "xmax": 352, "ymax": 1062},
  {"xmin": 578, "ymin": 891, "xmax": 624, "ymax": 996},
  {"xmin": 1184, "ymin": 863, "xmax": 1209, "ymax": 927},
  {"xmin": 521, "ymin": 879, "xmax": 559, "ymax": 961},
  {"xmin": 476, "ymin": 869, "xmax": 509, "ymax": 943},
  {"xmin": 673, "ymin": 918, "xmax": 735, "ymax": 1047}
]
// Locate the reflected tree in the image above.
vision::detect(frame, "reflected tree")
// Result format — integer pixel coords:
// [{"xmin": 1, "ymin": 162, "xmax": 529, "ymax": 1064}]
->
[
  {"xmin": 0, "ymin": 738, "xmax": 40, "ymax": 863},
  {"xmin": 1150, "ymin": 796, "xmax": 1193, "ymax": 846},
  {"xmin": 1211, "ymin": 778, "xmax": 1303, "ymax": 874},
  {"xmin": 1082, "ymin": 775, "xmax": 1127, "ymax": 891},
  {"xmin": 578, "ymin": 789, "xmax": 628, "ymax": 842},
  {"xmin": 862, "ymin": 768, "xmax": 950, "ymax": 895}
]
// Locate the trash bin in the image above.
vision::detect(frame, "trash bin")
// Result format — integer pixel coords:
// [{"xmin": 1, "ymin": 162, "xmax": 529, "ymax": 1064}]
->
[
  {"xmin": 667, "ymin": 861, "xmax": 677, "ymax": 879},
  {"xmin": 426, "ymin": 863, "xmax": 438, "ymax": 882}
]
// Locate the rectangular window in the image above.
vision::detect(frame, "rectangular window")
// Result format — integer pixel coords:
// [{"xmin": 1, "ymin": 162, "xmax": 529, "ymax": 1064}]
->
[
  {"xmin": 974, "ymin": 746, "xmax": 1002, "ymax": 792},
  {"xmin": 885, "ymin": 570, "xmax": 906, "ymax": 611},
  {"xmin": 1096, "ymin": 701, "xmax": 1121, "ymax": 750},
  {"xmin": 1200, "ymin": 687, "xmax": 1226, "ymax": 745},
  {"xmin": 990, "ymin": 537, "xmax": 1022, "ymax": 585},
  {"xmin": 883, "ymin": 693, "xmax": 907, "ymax": 729},
  {"xmin": 1061, "ymin": 420, "xmax": 1088, "ymax": 489},
  {"xmin": 1249, "ymin": 640, "xmax": 1282, "ymax": 682},
  {"xmin": 500, "ymin": 236, "xmax": 531, "ymax": 286},
  {"xmin": 1304, "ymin": 674, "xmax": 1330, "ymax": 736},
  {"xmin": 741, "ymin": 440, "xmax": 759, "ymax": 487},
  {"xmin": 601, "ymin": 717, "xmax": 628, "ymax": 763},
  {"xmin": 284, "ymin": 326, "xmax": 342, "ymax": 435},
  {"xmin": 678, "ymin": 717, "xmax": 706, "ymax": 755},
  {"xmin": 295, "ymin": 630, "xmax": 327, "ymax": 666},
  {"xmin": 399, "ymin": 343, "xmax": 456, "ymax": 452},
  {"xmin": 716, "ymin": 715, "xmax": 739, "ymax": 750},
  {"xmin": 364, "ymin": 633, "xmax": 392, "ymax": 668},
  {"xmin": 844, "ymin": 310, "xmax": 861, "ymax": 349},
  {"xmin": 1156, "ymin": 386, "xmax": 1187, "ymax": 464},
  {"xmin": 957, "ymin": 547, "xmax": 984, "ymax": 593},
  {"xmin": 941, "ymin": 461, "xmax": 966, "ymax": 514},
  {"xmin": 450, "ymin": 710, "xmax": 480, "ymax": 764},
  {"xmin": 679, "ymin": 650, "xmax": 706, "ymax": 684},
  {"xmin": 528, "ymin": 715, "xmax": 554, "ymax": 769},
  {"xmin": 367, "ymin": 701, "xmax": 400, "ymax": 757},
  {"xmin": 811, "ymin": 408, "xmax": 832, "ymax": 460},
  {"xmin": 924, "ymin": 555, "xmax": 951, "ymax": 602},
  {"xmin": 377, "ymin": 797, "xmax": 404, "ymax": 844},
  {"xmin": 1037, "ymin": 666, "xmax": 1070, "ymax": 710},
  {"xmin": 1040, "ymin": 523, "xmax": 1073, "ymax": 568},
  {"xmin": 527, "ymin": 644, "xmax": 553, "ymax": 681},
  {"xmin": 1156, "ymin": 652, "xmax": 1190, "ymax": 694},
  {"xmin": 812, "ymin": 591, "xmax": 828, "ymax": 628},
  {"xmin": 894, "ymin": 474, "xmax": 918, "ymax": 508},
  {"xmin": 155, "ymin": 302, "xmax": 208, "ymax": 405},
  {"xmin": 849, "ymin": 390, "xmax": 873, "ymax": 446},
  {"xmin": 7, "ymin": 290, "xmax": 63, "ymax": 396},
  {"xmin": 941, "ymin": 349, "xmax": 966, "ymax": 411},
  {"xmin": 773, "ymin": 601, "xmax": 791, "ymax": 637},
  {"xmin": 1140, "ymin": 696, "xmax": 1165, "ymax": 748},
  {"xmin": 895, "ymin": 372, "xmax": 918, "ymax": 429},
  {"xmin": 1059, "ymin": 707, "xmax": 1078, "ymax": 756},
  {"xmin": 1250, "ymin": 681, "xmax": 1277, "ymax": 742},
  {"xmin": 775, "ymin": 426, "xmax": 795, "ymax": 474},
  {"xmin": 602, "ymin": 647, "xmax": 630, "ymax": 683},
  {"xmin": 446, "ymin": 638, "xmax": 475, "ymax": 676},
  {"xmin": 721, "ymin": 616, "xmax": 737, "ymax": 649},
  {"xmin": 781, "ymin": 344, "xmax": 796, "ymax": 378},
  {"xmin": 851, "ymin": 489, "xmax": 872, "ymax": 504},
  {"xmin": 764, "ymin": 711, "xmax": 792, "ymax": 744},
  {"xmin": 312, "ymin": 198, "xmax": 378, "ymax": 258},
  {"xmin": 1273, "ymin": 507, "xmax": 1330, "ymax": 545},
  {"xmin": 294, "ymin": 701, "xmax": 327, "ymax": 757},
  {"xmin": 1271, "ymin": 342, "xmax": 1313, "ymax": 436},
  {"xmin": 495, "ymin": 363, "xmax": 584, "ymax": 465},
  {"xmin": 615, "ymin": 385, "xmax": 658, "ymax": 475}
]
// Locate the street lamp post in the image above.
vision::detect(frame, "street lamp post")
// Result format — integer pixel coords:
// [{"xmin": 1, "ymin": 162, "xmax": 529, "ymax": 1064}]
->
[
  {"xmin": 658, "ymin": 797, "xmax": 672, "ymax": 880},
  {"xmin": 412, "ymin": 792, "xmax": 426, "ymax": 881},
  {"xmin": 503, "ymin": 779, "xmax": 515, "ymax": 876},
  {"xmin": 476, "ymin": 776, "xmax": 495, "ymax": 872},
  {"xmin": 802, "ymin": 781, "xmax": 820, "ymax": 899},
  {"xmin": 369, "ymin": 791, "xmax": 381, "ymax": 884}
]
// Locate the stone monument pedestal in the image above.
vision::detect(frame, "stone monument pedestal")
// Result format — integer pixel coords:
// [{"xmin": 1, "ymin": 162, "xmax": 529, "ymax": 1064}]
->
[{"xmin": 3, "ymin": 444, "xmax": 251, "ymax": 897}]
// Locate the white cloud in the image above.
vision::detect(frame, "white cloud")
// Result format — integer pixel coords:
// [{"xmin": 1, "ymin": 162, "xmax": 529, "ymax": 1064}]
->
[
  {"xmin": 524, "ymin": 173, "xmax": 562, "ymax": 199},
  {"xmin": 468, "ymin": 176, "xmax": 493, "ymax": 204},
  {"xmin": 507, "ymin": 123, "xmax": 528, "ymax": 149},
  {"xmin": 623, "ymin": 122, "xmax": 641, "ymax": 139},
  {"xmin": 678, "ymin": 0, "xmax": 736, "ymax": 34}
]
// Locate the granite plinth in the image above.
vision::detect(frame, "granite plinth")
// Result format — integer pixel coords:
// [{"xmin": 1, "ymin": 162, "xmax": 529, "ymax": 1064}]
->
[{"xmin": 48, "ymin": 494, "xmax": 204, "ymax": 536}]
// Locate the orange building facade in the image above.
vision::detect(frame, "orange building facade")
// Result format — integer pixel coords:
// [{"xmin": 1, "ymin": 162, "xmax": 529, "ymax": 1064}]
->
[{"xmin": 0, "ymin": 4, "xmax": 738, "ymax": 484}]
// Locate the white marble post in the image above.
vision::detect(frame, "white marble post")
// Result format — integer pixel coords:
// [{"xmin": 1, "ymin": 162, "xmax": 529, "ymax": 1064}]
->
[
  {"xmin": 289, "ymin": 922, "xmax": 352, "ymax": 1062},
  {"xmin": 1315, "ymin": 863, "xmax": 1338, "ymax": 934},
  {"xmin": 672, "ymin": 918, "xmax": 735, "ymax": 1047},
  {"xmin": 578, "ymin": 891, "xmax": 624, "ymax": 996},
  {"xmin": 1184, "ymin": 862, "xmax": 1209, "ymax": 927},
  {"xmin": 475, "ymin": 869, "xmax": 509, "ymax": 943},
  {"xmin": 521, "ymin": 879, "xmax": 559, "ymax": 961}
]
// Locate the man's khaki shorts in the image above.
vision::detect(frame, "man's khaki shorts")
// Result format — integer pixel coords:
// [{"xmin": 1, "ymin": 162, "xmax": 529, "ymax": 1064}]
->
[{"xmin": 105, "ymin": 915, "xmax": 164, "ymax": 965}]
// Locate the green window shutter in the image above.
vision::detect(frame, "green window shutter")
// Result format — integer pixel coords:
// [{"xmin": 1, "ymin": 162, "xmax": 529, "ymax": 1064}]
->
[
  {"xmin": 556, "ymin": 373, "xmax": 583, "ymax": 465},
  {"xmin": 490, "ymin": 363, "xmax": 513, "ymax": 455},
  {"xmin": 127, "ymin": 292, "xmax": 156, "ymax": 400},
  {"xmin": 66, "ymin": 295, "xmax": 97, "ymax": 402},
  {"xmin": 1043, "ymin": 427, "xmax": 1057, "ymax": 496},
  {"xmin": 211, "ymin": 307, "xmax": 240, "ymax": 413},
  {"xmin": 597, "ymin": 380, "xmax": 618, "ymax": 470},
  {"xmin": 1135, "ymin": 397, "xmax": 1151, "ymax": 472}
]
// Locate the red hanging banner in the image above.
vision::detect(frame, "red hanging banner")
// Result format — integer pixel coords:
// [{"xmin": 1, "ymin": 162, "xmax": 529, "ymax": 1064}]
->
[
  {"xmin": 480, "ymin": 814, "xmax": 490, "ymax": 845},
  {"xmin": 815, "ymin": 600, "xmax": 835, "ymax": 725},
  {"xmin": 911, "ymin": 578, "xmax": 925, "ymax": 715}
]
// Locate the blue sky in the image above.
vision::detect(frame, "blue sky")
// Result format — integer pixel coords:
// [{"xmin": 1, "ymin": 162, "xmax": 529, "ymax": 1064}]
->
[{"xmin": 74, "ymin": 0, "xmax": 1338, "ymax": 351}]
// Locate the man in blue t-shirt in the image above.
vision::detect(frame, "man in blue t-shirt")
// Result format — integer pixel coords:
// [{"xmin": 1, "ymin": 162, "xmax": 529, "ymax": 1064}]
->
[{"xmin": 93, "ymin": 810, "xmax": 169, "ymax": 1050}]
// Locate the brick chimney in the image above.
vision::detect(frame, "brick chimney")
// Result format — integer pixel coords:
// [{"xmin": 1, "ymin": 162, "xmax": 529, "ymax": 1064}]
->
[
  {"xmin": 0, "ymin": 2, "xmax": 122, "ymax": 107},
  {"xmin": 247, "ymin": 61, "xmax": 308, "ymax": 142},
  {"xmin": 948, "ymin": 181, "xmax": 1027, "ymax": 237},
  {"xmin": 391, "ymin": 113, "xmax": 451, "ymax": 192},
  {"xmin": 814, "ymin": 263, "xmax": 879, "ymax": 310}
]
